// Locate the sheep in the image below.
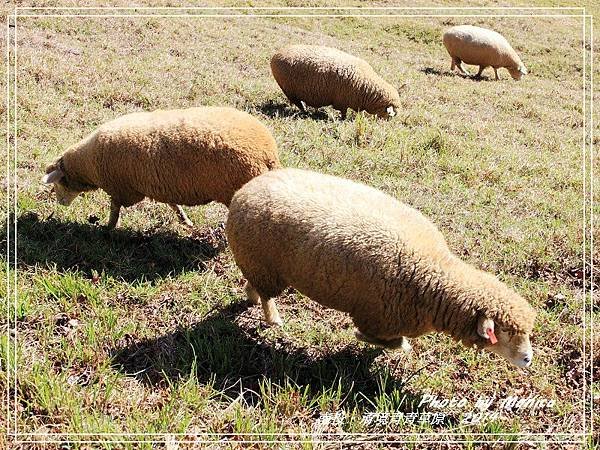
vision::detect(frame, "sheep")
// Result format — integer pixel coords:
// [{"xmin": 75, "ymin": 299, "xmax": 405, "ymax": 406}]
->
[
  {"xmin": 226, "ymin": 168, "xmax": 537, "ymax": 368},
  {"xmin": 270, "ymin": 44, "xmax": 401, "ymax": 119},
  {"xmin": 442, "ymin": 25, "xmax": 527, "ymax": 80},
  {"xmin": 42, "ymin": 106, "xmax": 280, "ymax": 229}
]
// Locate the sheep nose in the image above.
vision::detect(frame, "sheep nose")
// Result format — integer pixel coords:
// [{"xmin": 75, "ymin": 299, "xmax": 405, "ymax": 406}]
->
[{"xmin": 523, "ymin": 355, "xmax": 532, "ymax": 366}]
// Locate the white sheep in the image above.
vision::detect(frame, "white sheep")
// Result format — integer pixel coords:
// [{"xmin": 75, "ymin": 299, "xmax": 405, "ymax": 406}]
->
[
  {"xmin": 226, "ymin": 168, "xmax": 537, "ymax": 368},
  {"xmin": 43, "ymin": 107, "xmax": 280, "ymax": 228},
  {"xmin": 270, "ymin": 45, "xmax": 401, "ymax": 119},
  {"xmin": 443, "ymin": 25, "xmax": 527, "ymax": 80}
]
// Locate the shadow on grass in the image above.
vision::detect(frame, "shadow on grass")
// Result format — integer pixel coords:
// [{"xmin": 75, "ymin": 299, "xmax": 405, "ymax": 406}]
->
[
  {"xmin": 110, "ymin": 302, "xmax": 429, "ymax": 412},
  {"xmin": 420, "ymin": 67, "xmax": 454, "ymax": 77},
  {"xmin": 10, "ymin": 212, "xmax": 226, "ymax": 283},
  {"xmin": 256, "ymin": 100, "xmax": 331, "ymax": 121},
  {"xmin": 420, "ymin": 67, "xmax": 491, "ymax": 81}
]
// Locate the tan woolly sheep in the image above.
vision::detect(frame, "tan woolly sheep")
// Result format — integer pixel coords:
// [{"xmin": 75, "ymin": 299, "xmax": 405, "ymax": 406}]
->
[
  {"xmin": 226, "ymin": 168, "xmax": 537, "ymax": 368},
  {"xmin": 270, "ymin": 45, "xmax": 401, "ymax": 119},
  {"xmin": 43, "ymin": 107, "xmax": 280, "ymax": 228},
  {"xmin": 443, "ymin": 25, "xmax": 527, "ymax": 80}
]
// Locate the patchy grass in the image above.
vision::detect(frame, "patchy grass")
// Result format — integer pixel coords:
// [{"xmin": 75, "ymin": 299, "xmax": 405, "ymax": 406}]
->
[{"xmin": 1, "ymin": 2, "xmax": 598, "ymax": 448}]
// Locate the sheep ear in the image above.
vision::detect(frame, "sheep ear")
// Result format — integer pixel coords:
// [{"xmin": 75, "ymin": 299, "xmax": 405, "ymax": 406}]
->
[
  {"xmin": 42, "ymin": 168, "xmax": 64, "ymax": 184},
  {"xmin": 477, "ymin": 316, "xmax": 495, "ymax": 340},
  {"xmin": 386, "ymin": 106, "xmax": 396, "ymax": 117}
]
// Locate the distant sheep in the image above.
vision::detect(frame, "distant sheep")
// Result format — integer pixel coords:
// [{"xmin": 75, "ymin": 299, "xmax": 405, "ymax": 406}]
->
[
  {"xmin": 43, "ymin": 107, "xmax": 280, "ymax": 228},
  {"xmin": 226, "ymin": 168, "xmax": 536, "ymax": 368},
  {"xmin": 270, "ymin": 45, "xmax": 401, "ymax": 119},
  {"xmin": 443, "ymin": 25, "xmax": 527, "ymax": 80}
]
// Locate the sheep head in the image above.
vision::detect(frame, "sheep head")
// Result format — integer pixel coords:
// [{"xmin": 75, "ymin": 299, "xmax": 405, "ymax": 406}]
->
[
  {"xmin": 373, "ymin": 83, "xmax": 402, "ymax": 119},
  {"xmin": 42, "ymin": 161, "xmax": 83, "ymax": 206},
  {"xmin": 375, "ymin": 100, "xmax": 401, "ymax": 119},
  {"xmin": 477, "ymin": 315, "xmax": 533, "ymax": 368},
  {"xmin": 508, "ymin": 64, "xmax": 527, "ymax": 80}
]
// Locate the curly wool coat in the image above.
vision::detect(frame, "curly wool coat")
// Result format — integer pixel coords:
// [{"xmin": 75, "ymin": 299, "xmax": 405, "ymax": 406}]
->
[
  {"xmin": 270, "ymin": 45, "xmax": 401, "ymax": 118},
  {"xmin": 226, "ymin": 168, "xmax": 536, "ymax": 348},
  {"xmin": 46, "ymin": 106, "xmax": 280, "ymax": 209}
]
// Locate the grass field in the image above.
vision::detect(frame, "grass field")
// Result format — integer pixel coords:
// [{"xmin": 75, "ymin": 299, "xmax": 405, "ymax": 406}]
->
[{"xmin": 1, "ymin": 2, "xmax": 598, "ymax": 449}]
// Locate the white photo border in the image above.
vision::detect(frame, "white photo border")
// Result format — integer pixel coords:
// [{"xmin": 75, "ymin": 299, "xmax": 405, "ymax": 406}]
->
[{"xmin": 4, "ymin": 5, "xmax": 595, "ymax": 446}]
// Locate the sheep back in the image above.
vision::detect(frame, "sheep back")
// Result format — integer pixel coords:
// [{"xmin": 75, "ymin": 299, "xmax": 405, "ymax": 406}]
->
[
  {"xmin": 443, "ymin": 25, "xmax": 523, "ymax": 70},
  {"xmin": 61, "ymin": 107, "xmax": 280, "ymax": 207},
  {"xmin": 227, "ymin": 168, "xmax": 453, "ymax": 341},
  {"xmin": 270, "ymin": 45, "xmax": 400, "ymax": 117}
]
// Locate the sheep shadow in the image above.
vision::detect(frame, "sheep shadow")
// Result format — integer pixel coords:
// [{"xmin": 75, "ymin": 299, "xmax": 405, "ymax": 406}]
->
[
  {"xmin": 420, "ymin": 67, "xmax": 491, "ymax": 81},
  {"xmin": 10, "ymin": 211, "xmax": 226, "ymax": 283},
  {"xmin": 256, "ymin": 100, "xmax": 331, "ymax": 121},
  {"xmin": 110, "ymin": 302, "xmax": 431, "ymax": 413},
  {"xmin": 420, "ymin": 67, "xmax": 455, "ymax": 77}
]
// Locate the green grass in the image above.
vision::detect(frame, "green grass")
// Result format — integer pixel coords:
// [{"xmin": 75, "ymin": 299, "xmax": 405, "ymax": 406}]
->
[{"xmin": 1, "ymin": 2, "xmax": 597, "ymax": 448}]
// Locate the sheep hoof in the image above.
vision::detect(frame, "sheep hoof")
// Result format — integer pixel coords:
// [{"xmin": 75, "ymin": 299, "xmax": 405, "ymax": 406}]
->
[
  {"xmin": 267, "ymin": 316, "xmax": 283, "ymax": 327},
  {"xmin": 400, "ymin": 338, "xmax": 412, "ymax": 353}
]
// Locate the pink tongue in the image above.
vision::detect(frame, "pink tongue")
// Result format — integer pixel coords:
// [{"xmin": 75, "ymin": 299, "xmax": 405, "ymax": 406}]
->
[{"xmin": 487, "ymin": 328, "xmax": 498, "ymax": 344}]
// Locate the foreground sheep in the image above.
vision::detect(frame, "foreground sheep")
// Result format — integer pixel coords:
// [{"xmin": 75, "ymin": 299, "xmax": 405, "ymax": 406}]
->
[
  {"xmin": 443, "ymin": 25, "xmax": 527, "ymax": 80},
  {"xmin": 270, "ymin": 45, "xmax": 401, "ymax": 119},
  {"xmin": 227, "ymin": 169, "xmax": 536, "ymax": 367},
  {"xmin": 43, "ymin": 107, "xmax": 280, "ymax": 228}
]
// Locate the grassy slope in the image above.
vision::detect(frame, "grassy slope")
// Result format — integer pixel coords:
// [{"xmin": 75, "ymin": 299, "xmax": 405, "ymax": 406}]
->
[{"xmin": 1, "ymin": 2, "xmax": 598, "ymax": 449}]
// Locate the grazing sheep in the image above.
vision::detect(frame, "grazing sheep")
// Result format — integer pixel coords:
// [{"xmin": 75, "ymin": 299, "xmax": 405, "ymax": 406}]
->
[
  {"xmin": 226, "ymin": 168, "xmax": 536, "ymax": 368},
  {"xmin": 270, "ymin": 45, "xmax": 401, "ymax": 119},
  {"xmin": 443, "ymin": 25, "xmax": 527, "ymax": 80},
  {"xmin": 43, "ymin": 107, "xmax": 280, "ymax": 228}
]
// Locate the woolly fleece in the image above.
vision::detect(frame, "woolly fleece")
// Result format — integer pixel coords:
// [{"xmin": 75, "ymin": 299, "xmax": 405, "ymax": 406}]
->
[
  {"xmin": 45, "ymin": 106, "xmax": 280, "ymax": 214},
  {"xmin": 270, "ymin": 45, "xmax": 401, "ymax": 118},
  {"xmin": 226, "ymin": 168, "xmax": 536, "ymax": 349},
  {"xmin": 443, "ymin": 25, "xmax": 526, "ymax": 80}
]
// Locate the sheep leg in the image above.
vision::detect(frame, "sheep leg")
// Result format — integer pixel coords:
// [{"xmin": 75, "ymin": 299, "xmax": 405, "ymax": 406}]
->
[
  {"xmin": 288, "ymin": 95, "xmax": 307, "ymax": 113},
  {"xmin": 294, "ymin": 100, "xmax": 307, "ymax": 113},
  {"xmin": 245, "ymin": 281, "xmax": 282, "ymax": 325},
  {"xmin": 476, "ymin": 65, "xmax": 485, "ymax": 78},
  {"xmin": 245, "ymin": 281, "xmax": 261, "ymax": 305},
  {"xmin": 397, "ymin": 337, "xmax": 412, "ymax": 352},
  {"xmin": 355, "ymin": 329, "xmax": 412, "ymax": 352},
  {"xmin": 493, "ymin": 67, "xmax": 499, "ymax": 80},
  {"xmin": 169, "ymin": 204, "xmax": 193, "ymax": 227},
  {"xmin": 452, "ymin": 57, "xmax": 468, "ymax": 75},
  {"xmin": 455, "ymin": 59, "xmax": 469, "ymax": 76},
  {"xmin": 107, "ymin": 200, "xmax": 121, "ymax": 229},
  {"xmin": 261, "ymin": 297, "xmax": 282, "ymax": 326},
  {"xmin": 339, "ymin": 108, "xmax": 347, "ymax": 120}
]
